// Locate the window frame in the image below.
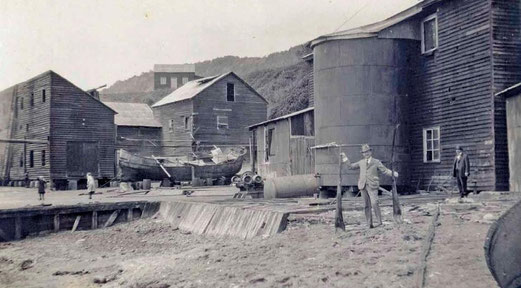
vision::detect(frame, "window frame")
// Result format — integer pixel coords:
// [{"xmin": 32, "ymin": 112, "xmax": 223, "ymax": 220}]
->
[
  {"xmin": 264, "ymin": 126, "xmax": 275, "ymax": 162},
  {"xmin": 42, "ymin": 89, "xmax": 46, "ymax": 103},
  {"xmin": 29, "ymin": 150, "xmax": 34, "ymax": 168},
  {"xmin": 421, "ymin": 13, "xmax": 438, "ymax": 54},
  {"xmin": 217, "ymin": 115, "xmax": 229, "ymax": 130},
  {"xmin": 182, "ymin": 77, "xmax": 189, "ymax": 85},
  {"xmin": 423, "ymin": 126, "xmax": 441, "ymax": 163},
  {"xmin": 168, "ymin": 119, "xmax": 174, "ymax": 132},
  {"xmin": 160, "ymin": 76, "xmax": 167, "ymax": 85},
  {"xmin": 170, "ymin": 77, "xmax": 178, "ymax": 89},
  {"xmin": 226, "ymin": 83, "xmax": 235, "ymax": 102},
  {"xmin": 41, "ymin": 150, "xmax": 46, "ymax": 166}
]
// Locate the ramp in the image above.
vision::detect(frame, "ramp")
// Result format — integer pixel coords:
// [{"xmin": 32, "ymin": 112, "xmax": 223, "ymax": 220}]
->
[{"xmin": 159, "ymin": 201, "xmax": 289, "ymax": 239}]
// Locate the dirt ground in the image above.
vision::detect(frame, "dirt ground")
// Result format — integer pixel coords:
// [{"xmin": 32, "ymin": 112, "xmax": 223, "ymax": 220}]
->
[{"xmin": 0, "ymin": 196, "xmax": 515, "ymax": 288}]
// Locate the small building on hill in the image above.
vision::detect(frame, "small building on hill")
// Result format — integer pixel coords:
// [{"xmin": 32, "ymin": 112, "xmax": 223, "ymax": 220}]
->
[
  {"xmin": 249, "ymin": 107, "xmax": 315, "ymax": 179},
  {"xmin": 0, "ymin": 71, "xmax": 117, "ymax": 188},
  {"xmin": 496, "ymin": 83, "xmax": 521, "ymax": 192},
  {"xmin": 153, "ymin": 64, "xmax": 200, "ymax": 91},
  {"xmin": 152, "ymin": 72, "xmax": 268, "ymax": 157},
  {"xmin": 103, "ymin": 102, "xmax": 162, "ymax": 156}
]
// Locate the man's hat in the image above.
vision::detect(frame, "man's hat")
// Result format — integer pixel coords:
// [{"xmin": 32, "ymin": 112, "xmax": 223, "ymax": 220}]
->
[
  {"xmin": 361, "ymin": 144, "xmax": 372, "ymax": 153},
  {"xmin": 455, "ymin": 145, "xmax": 463, "ymax": 151}
]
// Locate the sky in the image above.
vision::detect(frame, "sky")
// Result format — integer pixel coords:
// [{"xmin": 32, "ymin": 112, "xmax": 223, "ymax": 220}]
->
[{"xmin": 0, "ymin": 0, "xmax": 418, "ymax": 90}]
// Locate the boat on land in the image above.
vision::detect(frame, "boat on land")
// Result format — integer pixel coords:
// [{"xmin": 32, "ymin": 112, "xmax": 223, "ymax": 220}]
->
[{"xmin": 117, "ymin": 148, "xmax": 245, "ymax": 182}]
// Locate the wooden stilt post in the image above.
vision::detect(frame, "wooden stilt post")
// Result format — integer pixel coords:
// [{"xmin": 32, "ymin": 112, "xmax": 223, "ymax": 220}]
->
[
  {"xmin": 54, "ymin": 214, "xmax": 60, "ymax": 232},
  {"xmin": 91, "ymin": 211, "xmax": 98, "ymax": 229},
  {"xmin": 104, "ymin": 210, "xmax": 119, "ymax": 228},
  {"xmin": 71, "ymin": 216, "xmax": 81, "ymax": 232},
  {"xmin": 127, "ymin": 208, "xmax": 133, "ymax": 221},
  {"xmin": 14, "ymin": 216, "xmax": 22, "ymax": 240},
  {"xmin": 335, "ymin": 147, "xmax": 345, "ymax": 231}
]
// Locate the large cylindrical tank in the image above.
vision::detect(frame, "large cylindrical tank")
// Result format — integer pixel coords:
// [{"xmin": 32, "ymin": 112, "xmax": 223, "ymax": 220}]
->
[
  {"xmin": 264, "ymin": 174, "xmax": 318, "ymax": 199},
  {"xmin": 312, "ymin": 37, "xmax": 417, "ymax": 187}
]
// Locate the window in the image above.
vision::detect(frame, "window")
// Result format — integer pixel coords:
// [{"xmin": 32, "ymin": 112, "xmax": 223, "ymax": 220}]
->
[
  {"xmin": 19, "ymin": 153, "xmax": 23, "ymax": 167},
  {"xmin": 265, "ymin": 127, "xmax": 275, "ymax": 161},
  {"xmin": 227, "ymin": 83, "xmax": 235, "ymax": 102},
  {"xmin": 41, "ymin": 150, "xmax": 46, "ymax": 166},
  {"xmin": 171, "ymin": 77, "xmax": 178, "ymax": 89},
  {"xmin": 42, "ymin": 89, "xmax": 46, "ymax": 102},
  {"xmin": 423, "ymin": 127, "xmax": 441, "ymax": 162},
  {"xmin": 26, "ymin": 124, "xmax": 29, "ymax": 132},
  {"xmin": 30, "ymin": 92, "xmax": 34, "ymax": 107},
  {"xmin": 182, "ymin": 116, "xmax": 191, "ymax": 131},
  {"xmin": 160, "ymin": 76, "xmax": 167, "ymax": 85},
  {"xmin": 217, "ymin": 115, "xmax": 228, "ymax": 130},
  {"xmin": 182, "ymin": 77, "xmax": 189, "ymax": 85},
  {"xmin": 29, "ymin": 150, "xmax": 34, "ymax": 168},
  {"xmin": 421, "ymin": 14, "xmax": 438, "ymax": 54},
  {"xmin": 15, "ymin": 97, "xmax": 18, "ymax": 118},
  {"xmin": 20, "ymin": 97, "xmax": 24, "ymax": 110},
  {"xmin": 168, "ymin": 119, "xmax": 174, "ymax": 132},
  {"xmin": 290, "ymin": 112, "xmax": 314, "ymax": 136}
]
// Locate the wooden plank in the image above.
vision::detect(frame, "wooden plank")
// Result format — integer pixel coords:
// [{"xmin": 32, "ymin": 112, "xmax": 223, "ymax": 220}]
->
[
  {"xmin": 71, "ymin": 215, "xmax": 81, "ymax": 232},
  {"xmin": 14, "ymin": 216, "xmax": 22, "ymax": 240},
  {"xmin": 103, "ymin": 210, "xmax": 119, "ymax": 228}
]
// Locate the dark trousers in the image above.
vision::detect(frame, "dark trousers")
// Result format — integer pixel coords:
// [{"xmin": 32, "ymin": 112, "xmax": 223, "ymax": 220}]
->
[{"xmin": 456, "ymin": 175, "xmax": 468, "ymax": 197}]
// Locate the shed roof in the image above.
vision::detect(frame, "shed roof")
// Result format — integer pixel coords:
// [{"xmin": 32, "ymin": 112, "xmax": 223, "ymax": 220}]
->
[
  {"xmin": 151, "ymin": 71, "xmax": 267, "ymax": 108},
  {"xmin": 249, "ymin": 107, "xmax": 314, "ymax": 130},
  {"xmin": 308, "ymin": 0, "xmax": 444, "ymax": 48},
  {"xmin": 495, "ymin": 82, "xmax": 521, "ymax": 98},
  {"xmin": 103, "ymin": 101, "xmax": 161, "ymax": 127}
]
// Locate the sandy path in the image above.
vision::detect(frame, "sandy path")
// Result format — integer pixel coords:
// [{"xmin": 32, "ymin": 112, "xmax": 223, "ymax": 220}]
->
[{"xmin": 0, "ymin": 205, "xmax": 433, "ymax": 288}]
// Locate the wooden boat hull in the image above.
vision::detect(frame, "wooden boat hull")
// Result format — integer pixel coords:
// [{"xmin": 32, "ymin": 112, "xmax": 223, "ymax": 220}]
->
[
  {"xmin": 117, "ymin": 150, "xmax": 245, "ymax": 182},
  {"xmin": 484, "ymin": 199, "xmax": 521, "ymax": 288}
]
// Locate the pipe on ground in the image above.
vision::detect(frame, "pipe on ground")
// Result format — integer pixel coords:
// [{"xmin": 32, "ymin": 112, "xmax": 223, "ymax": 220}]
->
[{"xmin": 263, "ymin": 174, "xmax": 318, "ymax": 199}]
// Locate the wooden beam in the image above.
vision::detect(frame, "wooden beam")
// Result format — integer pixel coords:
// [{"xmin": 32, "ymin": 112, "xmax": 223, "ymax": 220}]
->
[
  {"xmin": 127, "ymin": 208, "xmax": 133, "ymax": 221},
  {"xmin": 103, "ymin": 210, "xmax": 119, "ymax": 228},
  {"xmin": 91, "ymin": 211, "xmax": 98, "ymax": 229},
  {"xmin": 0, "ymin": 138, "xmax": 49, "ymax": 144},
  {"xmin": 53, "ymin": 214, "xmax": 60, "ymax": 232},
  {"xmin": 71, "ymin": 216, "xmax": 81, "ymax": 232},
  {"xmin": 14, "ymin": 217, "xmax": 22, "ymax": 240}
]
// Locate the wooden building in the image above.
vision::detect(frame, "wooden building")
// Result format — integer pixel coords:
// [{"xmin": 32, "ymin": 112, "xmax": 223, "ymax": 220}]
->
[
  {"xmin": 103, "ymin": 102, "xmax": 162, "ymax": 156},
  {"xmin": 249, "ymin": 107, "xmax": 315, "ymax": 179},
  {"xmin": 0, "ymin": 71, "xmax": 116, "ymax": 187},
  {"xmin": 496, "ymin": 83, "xmax": 521, "ymax": 192},
  {"xmin": 153, "ymin": 64, "xmax": 200, "ymax": 91},
  {"xmin": 152, "ymin": 72, "xmax": 268, "ymax": 157},
  {"xmin": 308, "ymin": 0, "xmax": 521, "ymax": 191}
]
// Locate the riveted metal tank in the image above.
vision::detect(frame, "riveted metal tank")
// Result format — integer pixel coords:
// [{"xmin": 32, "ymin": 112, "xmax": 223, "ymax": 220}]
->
[{"xmin": 311, "ymin": 37, "xmax": 417, "ymax": 187}]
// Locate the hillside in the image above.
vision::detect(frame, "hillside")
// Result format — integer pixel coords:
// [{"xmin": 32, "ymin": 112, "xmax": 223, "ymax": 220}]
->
[{"xmin": 101, "ymin": 44, "xmax": 312, "ymax": 118}]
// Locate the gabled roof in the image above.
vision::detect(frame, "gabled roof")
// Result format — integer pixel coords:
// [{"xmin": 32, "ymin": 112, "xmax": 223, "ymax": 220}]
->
[
  {"xmin": 152, "ymin": 71, "xmax": 267, "ymax": 108},
  {"xmin": 103, "ymin": 102, "xmax": 161, "ymax": 127},
  {"xmin": 249, "ymin": 107, "xmax": 314, "ymax": 130},
  {"xmin": 308, "ymin": 0, "xmax": 444, "ymax": 48}
]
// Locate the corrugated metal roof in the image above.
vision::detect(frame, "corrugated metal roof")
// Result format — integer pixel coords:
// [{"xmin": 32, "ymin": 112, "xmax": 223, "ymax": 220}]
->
[
  {"xmin": 154, "ymin": 64, "xmax": 195, "ymax": 73},
  {"xmin": 103, "ymin": 102, "xmax": 162, "ymax": 127},
  {"xmin": 249, "ymin": 107, "xmax": 314, "ymax": 130},
  {"xmin": 151, "ymin": 72, "xmax": 268, "ymax": 108}
]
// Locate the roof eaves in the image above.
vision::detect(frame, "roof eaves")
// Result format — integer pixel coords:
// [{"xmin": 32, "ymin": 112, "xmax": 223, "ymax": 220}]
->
[
  {"xmin": 249, "ymin": 107, "xmax": 314, "ymax": 130},
  {"xmin": 496, "ymin": 82, "xmax": 521, "ymax": 98}
]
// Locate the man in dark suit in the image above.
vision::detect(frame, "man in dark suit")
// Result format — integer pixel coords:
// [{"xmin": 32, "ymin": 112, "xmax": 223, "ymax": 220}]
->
[
  {"xmin": 453, "ymin": 145, "xmax": 470, "ymax": 198},
  {"xmin": 341, "ymin": 144, "xmax": 398, "ymax": 228}
]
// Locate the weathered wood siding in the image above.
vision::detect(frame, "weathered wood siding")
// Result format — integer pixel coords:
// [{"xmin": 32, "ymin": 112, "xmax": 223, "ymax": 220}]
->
[
  {"xmin": 5, "ymin": 73, "xmax": 52, "ymax": 181},
  {"xmin": 116, "ymin": 126, "xmax": 162, "ymax": 156},
  {"xmin": 192, "ymin": 74, "xmax": 267, "ymax": 148},
  {"xmin": 255, "ymin": 121, "xmax": 291, "ymax": 178},
  {"xmin": 50, "ymin": 72, "xmax": 116, "ymax": 179},
  {"xmin": 506, "ymin": 94, "xmax": 521, "ymax": 192},
  {"xmin": 491, "ymin": 0, "xmax": 521, "ymax": 190},
  {"xmin": 409, "ymin": 0, "xmax": 498, "ymax": 190},
  {"xmin": 0, "ymin": 85, "xmax": 17, "ymax": 179},
  {"xmin": 253, "ymin": 111, "xmax": 315, "ymax": 178},
  {"xmin": 154, "ymin": 100, "xmax": 194, "ymax": 157}
]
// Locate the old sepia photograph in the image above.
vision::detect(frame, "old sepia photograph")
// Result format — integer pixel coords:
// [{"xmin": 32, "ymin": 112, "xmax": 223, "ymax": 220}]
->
[{"xmin": 0, "ymin": 0, "xmax": 520, "ymax": 287}]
